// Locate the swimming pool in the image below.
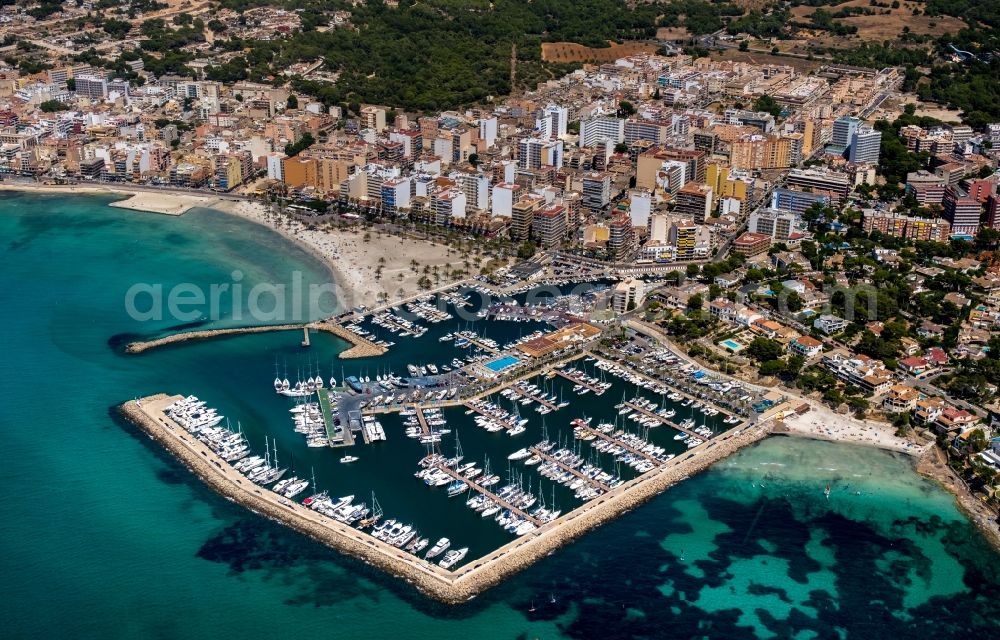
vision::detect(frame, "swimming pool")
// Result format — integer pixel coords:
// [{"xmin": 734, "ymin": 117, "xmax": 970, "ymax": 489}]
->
[
  {"xmin": 484, "ymin": 355, "xmax": 521, "ymax": 372},
  {"xmin": 720, "ymin": 339, "xmax": 744, "ymax": 352}
]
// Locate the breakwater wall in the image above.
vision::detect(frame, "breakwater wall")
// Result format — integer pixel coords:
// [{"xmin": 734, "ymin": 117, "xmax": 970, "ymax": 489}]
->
[
  {"xmin": 121, "ymin": 393, "xmax": 770, "ymax": 603},
  {"xmin": 124, "ymin": 322, "xmax": 386, "ymax": 359},
  {"xmin": 120, "ymin": 395, "xmax": 463, "ymax": 599},
  {"xmin": 450, "ymin": 422, "xmax": 772, "ymax": 593}
]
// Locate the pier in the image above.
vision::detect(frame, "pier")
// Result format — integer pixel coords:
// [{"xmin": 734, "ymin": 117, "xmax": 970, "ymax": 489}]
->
[
  {"xmin": 553, "ymin": 367, "xmax": 604, "ymax": 394},
  {"xmin": 510, "ymin": 385, "xmax": 557, "ymax": 411},
  {"xmin": 414, "ymin": 407, "xmax": 431, "ymax": 436},
  {"xmin": 463, "ymin": 403, "xmax": 520, "ymax": 431},
  {"xmin": 587, "ymin": 350, "xmax": 744, "ymax": 425},
  {"xmin": 318, "ymin": 388, "xmax": 354, "ymax": 447},
  {"xmin": 122, "ymin": 392, "xmax": 772, "ymax": 604},
  {"xmin": 623, "ymin": 401, "xmax": 701, "ymax": 439},
  {"xmin": 374, "ymin": 313, "xmax": 419, "ymax": 335},
  {"xmin": 311, "ymin": 321, "xmax": 388, "ymax": 359},
  {"xmin": 528, "ymin": 446, "xmax": 610, "ymax": 492},
  {"xmin": 463, "ymin": 334, "xmax": 501, "ymax": 355},
  {"xmin": 432, "ymin": 464, "xmax": 542, "ymax": 527},
  {"xmin": 575, "ymin": 422, "xmax": 663, "ymax": 467}
]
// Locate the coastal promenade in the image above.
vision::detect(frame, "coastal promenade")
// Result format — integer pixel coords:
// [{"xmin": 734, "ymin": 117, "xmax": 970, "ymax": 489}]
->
[
  {"xmin": 124, "ymin": 321, "xmax": 386, "ymax": 359},
  {"xmin": 122, "ymin": 392, "xmax": 772, "ymax": 603}
]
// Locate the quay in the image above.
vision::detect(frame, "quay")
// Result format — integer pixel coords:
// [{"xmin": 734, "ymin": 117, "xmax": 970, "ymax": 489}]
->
[
  {"xmin": 124, "ymin": 321, "xmax": 387, "ymax": 359},
  {"xmin": 623, "ymin": 401, "xmax": 701, "ymax": 439},
  {"xmin": 528, "ymin": 446, "xmax": 611, "ymax": 493},
  {"xmin": 120, "ymin": 394, "xmax": 461, "ymax": 596},
  {"xmin": 318, "ymin": 389, "xmax": 355, "ymax": 447},
  {"xmin": 432, "ymin": 464, "xmax": 542, "ymax": 527},
  {"xmin": 121, "ymin": 392, "xmax": 772, "ymax": 603}
]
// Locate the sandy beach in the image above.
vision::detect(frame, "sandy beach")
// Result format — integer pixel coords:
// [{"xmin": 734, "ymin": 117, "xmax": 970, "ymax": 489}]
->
[
  {"xmin": 108, "ymin": 191, "xmax": 221, "ymax": 215},
  {"xmin": 2, "ymin": 182, "xmax": 465, "ymax": 310},
  {"xmin": 776, "ymin": 401, "xmax": 928, "ymax": 456},
  {"xmin": 0, "ymin": 182, "xmax": 220, "ymax": 215},
  {"xmin": 213, "ymin": 200, "xmax": 463, "ymax": 310}
]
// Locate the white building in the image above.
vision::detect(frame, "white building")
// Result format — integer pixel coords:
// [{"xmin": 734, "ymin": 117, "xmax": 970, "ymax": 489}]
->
[
  {"xmin": 612, "ymin": 279, "xmax": 645, "ymax": 313},
  {"xmin": 814, "ymin": 314, "xmax": 847, "ymax": 334},
  {"xmin": 265, "ymin": 152, "xmax": 284, "ymax": 181},
  {"xmin": 849, "ymin": 127, "xmax": 882, "ymax": 164},
  {"xmin": 537, "ymin": 104, "xmax": 568, "ymax": 140},
  {"xmin": 491, "ymin": 182, "xmax": 519, "ymax": 218},
  {"xmin": 579, "ymin": 117, "xmax": 625, "ymax": 148},
  {"xmin": 628, "ymin": 189, "xmax": 652, "ymax": 228},
  {"xmin": 478, "ymin": 117, "xmax": 498, "ymax": 148}
]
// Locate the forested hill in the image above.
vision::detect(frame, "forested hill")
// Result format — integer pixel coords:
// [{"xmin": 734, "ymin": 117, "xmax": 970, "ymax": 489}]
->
[{"xmin": 211, "ymin": 0, "xmax": 739, "ymax": 111}]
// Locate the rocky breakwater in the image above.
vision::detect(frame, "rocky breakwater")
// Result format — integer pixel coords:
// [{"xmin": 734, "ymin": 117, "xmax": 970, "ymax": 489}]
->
[
  {"xmin": 309, "ymin": 321, "xmax": 387, "ymax": 359},
  {"xmin": 123, "ymin": 321, "xmax": 386, "ymax": 358},
  {"xmin": 448, "ymin": 422, "xmax": 774, "ymax": 599},
  {"xmin": 125, "ymin": 324, "xmax": 304, "ymax": 353},
  {"xmin": 119, "ymin": 394, "xmax": 467, "ymax": 602}
]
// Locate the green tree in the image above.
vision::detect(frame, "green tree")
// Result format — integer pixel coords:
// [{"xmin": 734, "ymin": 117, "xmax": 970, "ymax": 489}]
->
[
  {"xmin": 516, "ymin": 241, "xmax": 536, "ymax": 260},
  {"xmin": 747, "ymin": 337, "xmax": 784, "ymax": 362},
  {"xmin": 968, "ymin": 428, "xmax": 988, "ymax": 453},
  {"xmin": 753, "ymin": 95, "xmax": 782, "ymax": 118},
  {"xmin": 284, "ymin": 132, "xmax": 315, "ymax": 157},
  {"xmin": 617, "ymin": 100, "xmax": 636, "ymax": 117},
  {"xmin": 687, "ymin": 293, "xmax": 704, "ymax": 312},
  {"xmin": 39, "ymin": 100, "xmax": 68, "ymax": 113}
]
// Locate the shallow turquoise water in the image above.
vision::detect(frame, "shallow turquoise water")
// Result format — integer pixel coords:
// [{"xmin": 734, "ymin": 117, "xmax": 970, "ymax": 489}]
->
[{"xmin": 1, "ymin": 193, "xmax": 998, "ymax": 639}]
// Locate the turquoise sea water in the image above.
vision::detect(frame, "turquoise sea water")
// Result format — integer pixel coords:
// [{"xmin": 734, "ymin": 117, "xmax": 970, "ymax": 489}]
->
[{"xmin": 1, "ymin": 192, "xmax": 999, "ymax": 639}]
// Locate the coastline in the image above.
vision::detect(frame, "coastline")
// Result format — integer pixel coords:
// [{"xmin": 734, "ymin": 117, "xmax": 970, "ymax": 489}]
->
[
  {"xmin": 916, "ymin": 445, "xmax": 1000, "ymax": 552},
  {"xmin": 208, "ymin": 199, "xmax": 461, "ymax": 311},
  {"xmin": 772, "ymin": 401, "xmax": 927, "ymax": 458},
  {"xmin": 0, "ymin": 182, "xmax": 461, "ymax": 311},
  {"xmin": 0, "ymin": 182, "xmax": 222, "ymax": 215}
]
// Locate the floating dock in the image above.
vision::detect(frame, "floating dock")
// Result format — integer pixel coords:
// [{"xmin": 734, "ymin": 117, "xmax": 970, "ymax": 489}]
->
[
  {"xmin": 432, "ymin": 464, "xmax": 542, "ymax": 527},
  {"xmin": 463, "ymin": 403, "xmax": 520, "ymax": 431},
  {"xmin": 528, "ymin": 446, "xmax": 611, "ymax": 493},
  {"xmin": 575, "ymin": 421, "xmax": 663, "ymax": 467},
  {"xmin": 509, "ymin": 385, "xmax": 557, "ymax": 411},
  {"xmin": 552, "ymin": 368, "xmax": 604, "ymax": 394},
  {"xmin": 623, "ymin": 401, "xmax": 701, "ymax": 439}
]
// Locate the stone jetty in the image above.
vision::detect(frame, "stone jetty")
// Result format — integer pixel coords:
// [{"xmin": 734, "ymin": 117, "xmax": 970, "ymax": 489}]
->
[
  {"xmin": 121, "ymin": 393, "xmax": 771, "ymax": 604},
  {"xmin": 124, "ymin": 321, "xmax": 386, "ymax": 359}
]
